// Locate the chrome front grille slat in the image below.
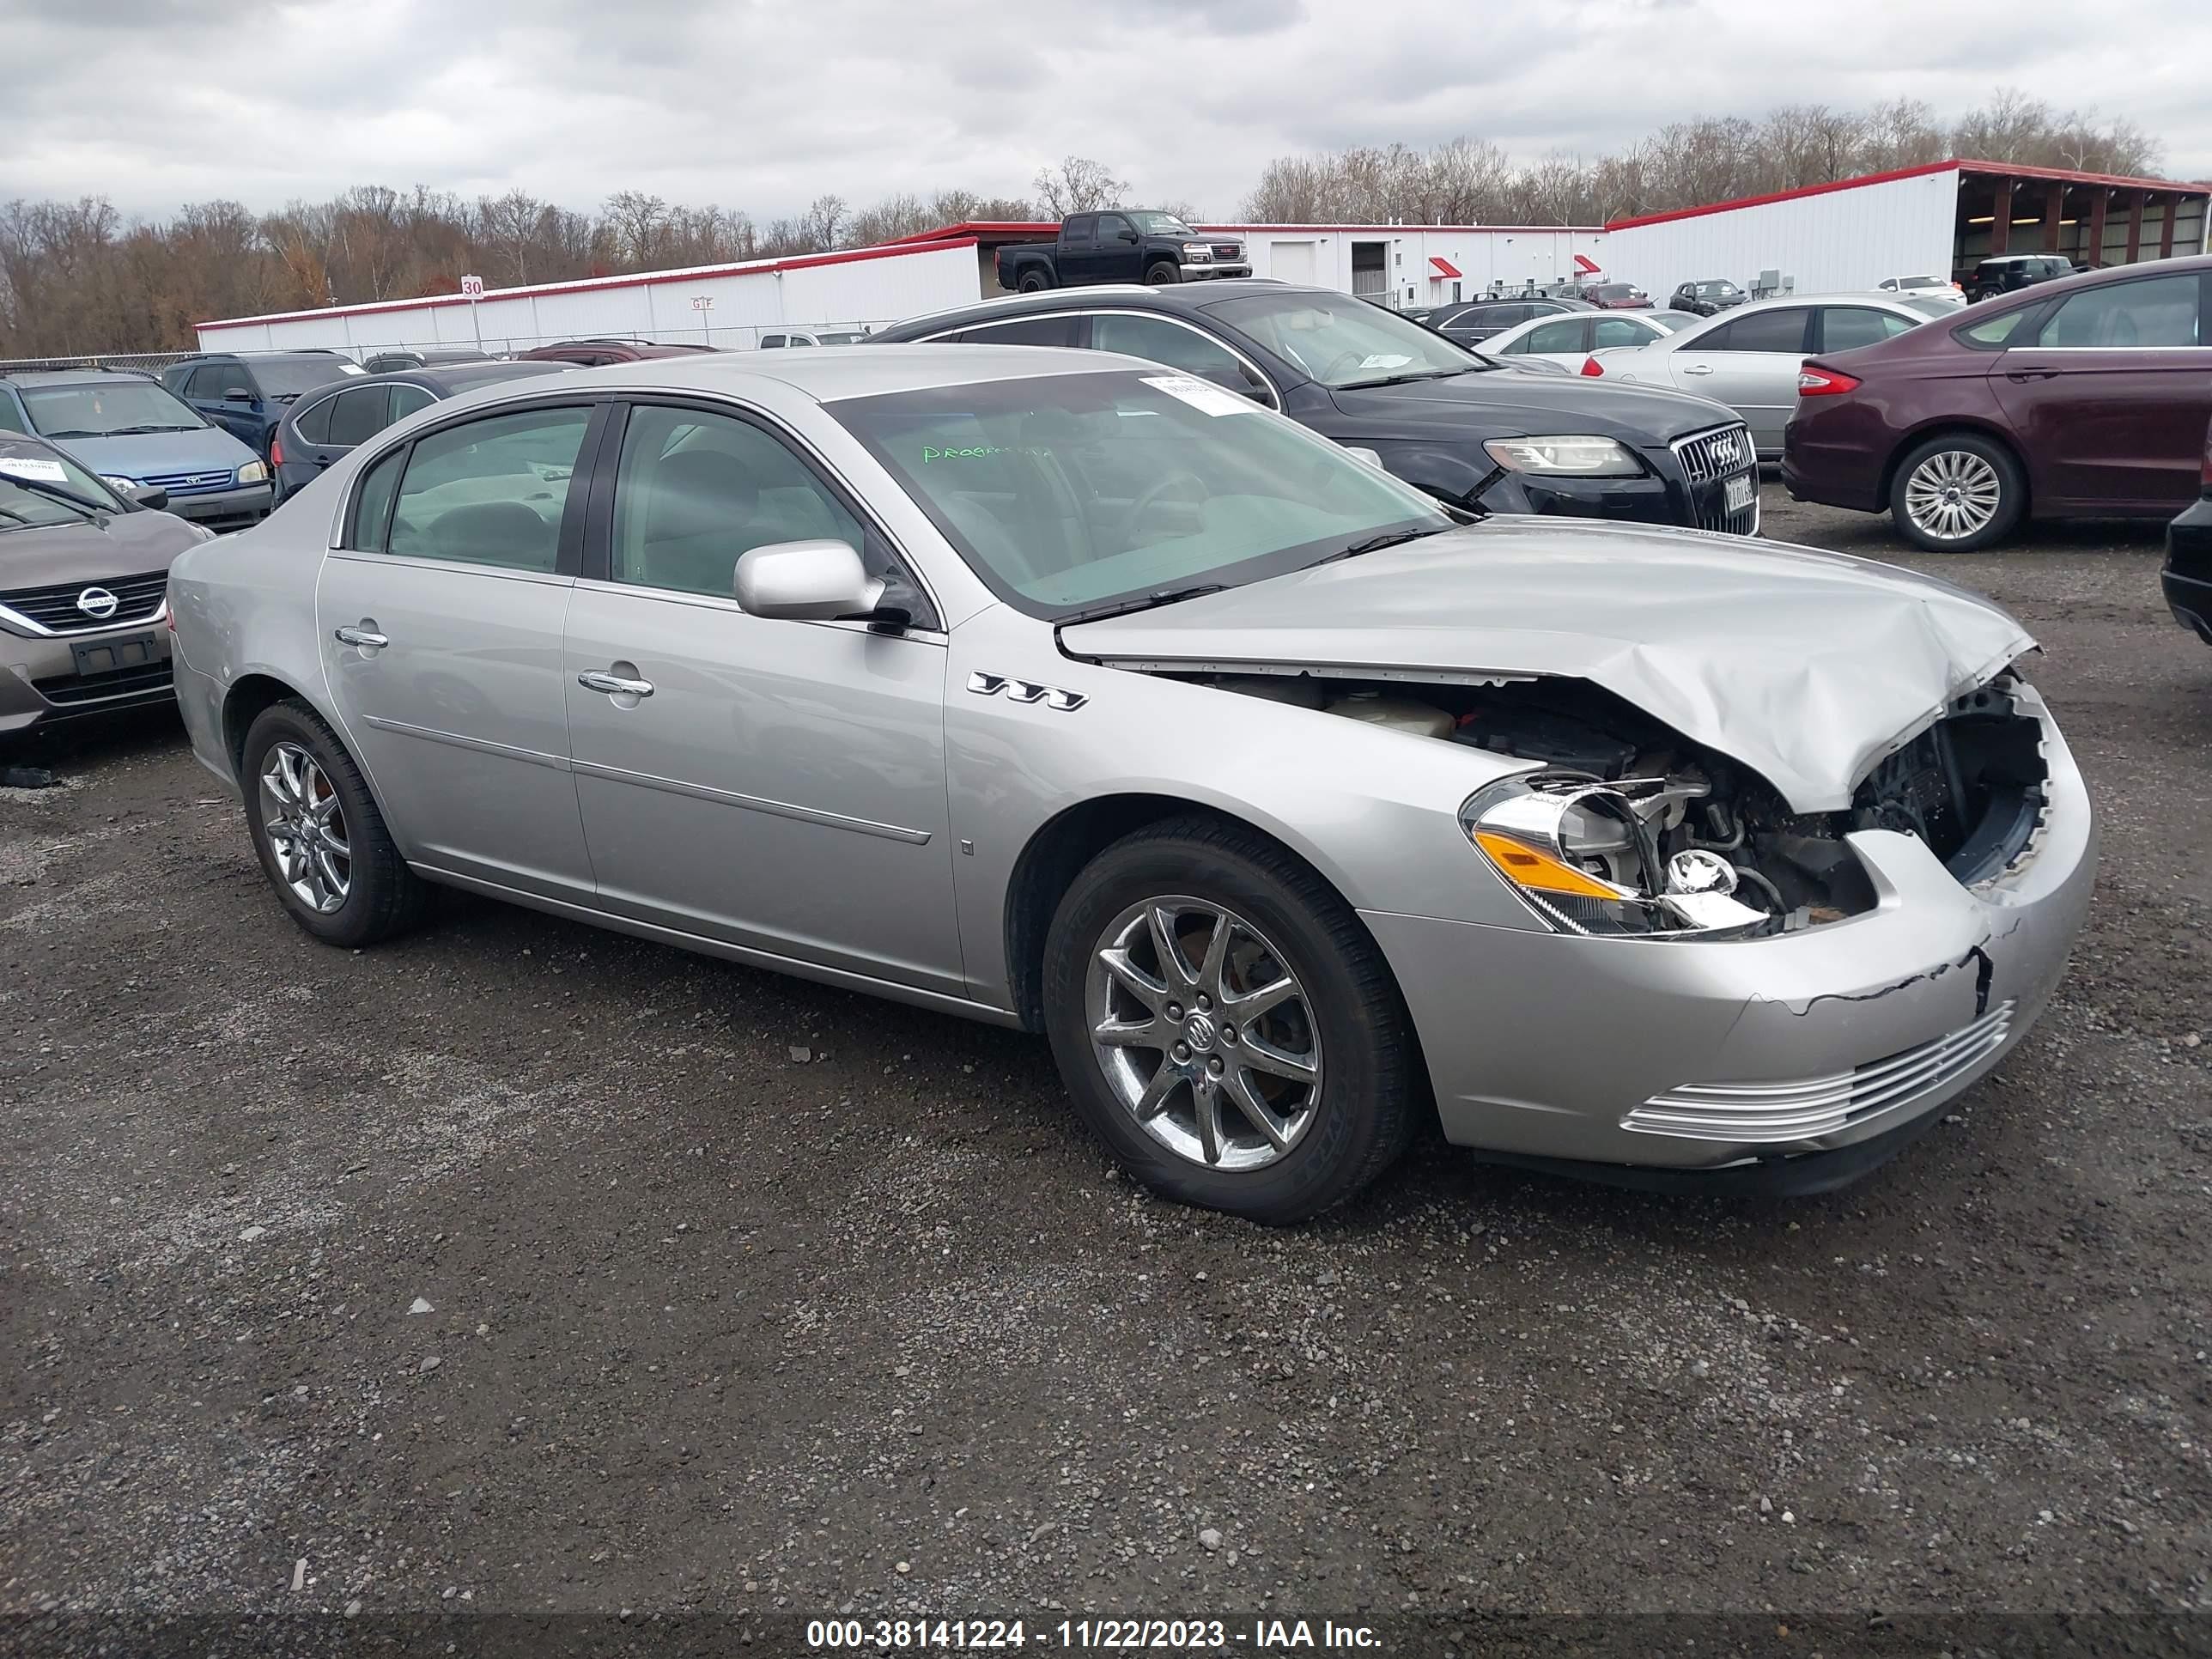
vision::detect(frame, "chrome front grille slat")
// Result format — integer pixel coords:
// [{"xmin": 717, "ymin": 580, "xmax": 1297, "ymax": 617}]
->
[
  {"xmin": 141, "ymin": 469, "xmax": 234, "ymax": 494},
  {"xmin": 1626, "ymin": 1000, "xmax": 2017, "ymax": 1142},
  {"xmin": 0, "ymin": 570, "xmax": 169, "ymax": 635},
  {"xmin": 1670, "ymin": 422, "xmax": 1759, "ymax": 536}
]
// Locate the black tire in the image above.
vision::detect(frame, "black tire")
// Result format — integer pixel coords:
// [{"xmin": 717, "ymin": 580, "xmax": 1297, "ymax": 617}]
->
[
  {"xmin": 240, "ymin": 698, "xmax": 428, "ymax": 948},
  {"xmin": 1887, "ymin": 432, "xmax": 2026, "ymax": 553},
  {"xmin": 1042, "ymin": 817, "xmax": 1419, "ymax": 1224},
  {"xmin": 1017, "ymin": 268, "xmax": 1053, "ymax": 293},
  {"xmin": 1144, "ymin": 260, "xmax": 1182, "ymax": 286}
]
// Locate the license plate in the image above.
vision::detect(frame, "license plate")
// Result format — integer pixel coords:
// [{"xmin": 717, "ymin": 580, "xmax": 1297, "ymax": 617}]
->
[
  {"xmin": 1724, "ymin": 472, "xmax": 1757, "ymax": 514},
  {"xmin": 70, "ymin": 633, "xmax": 159, "ymax": 678}
]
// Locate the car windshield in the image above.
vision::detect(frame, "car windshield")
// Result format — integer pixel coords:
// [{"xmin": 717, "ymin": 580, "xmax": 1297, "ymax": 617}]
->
[
  {"xmin": 0, "ymin": 443, "xmax": 118, "ymax": 528},
  {"xmin": 251, "ymin": 357, "xmax": 361, "ymax": 398},
  {"xmin": 1698, "ymin": 282, "xmax": 1740, "ymax": 296},
  {"xmin": 21, "ymin": 380, "xmax": 205, "ymax": 438},
  {"xmin": 827, "ymin": 370, "xmax": 1453, "ymax": 617},
  {"xmin": 1899, "ymin": 276, "xmax": 1943, "ymax": 288},
  {"xmin": 1204, "ymin": 291, "xmax": 1490, "ymax": 387},
  {"xmin": 1590, "ymin": 285, "xmax": 1640, "ymax": 301},
  {"xmin": 817, "ymin": 332, "xmax": 865, "ymax": 344},
  {"xmin": 1127, "ymin": 212, "xmax": 1195, "ymax": 236}
]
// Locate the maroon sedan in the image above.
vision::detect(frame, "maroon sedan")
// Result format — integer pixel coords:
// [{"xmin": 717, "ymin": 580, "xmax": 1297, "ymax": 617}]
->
[
  {"xmin": 515, "ymin": 338, "xmax": 717, "ymax": 368},
  {"xmin": 1783, "ymin": 255, "xmax": 2212, "ymax": 551},
  {"xmin": 1580, "ymin": 283, "xmax": 1652, "ymax": 310}
]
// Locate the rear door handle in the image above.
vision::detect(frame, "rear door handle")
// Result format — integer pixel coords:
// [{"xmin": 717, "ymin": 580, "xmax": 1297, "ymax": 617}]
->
[
  {"xmin": 577, "ymin": 670, "xmax": 654, "ymax": 697},
  {"xmin": 2005, "ymin": 368, "xmax": 2062, "ymax": 381},
  {"xmin": 333, "ymin": 624, "xmax": 387, "ymax": 648}
]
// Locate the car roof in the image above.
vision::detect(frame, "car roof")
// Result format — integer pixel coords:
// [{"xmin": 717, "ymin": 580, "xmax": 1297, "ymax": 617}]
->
[
  {"xmin": 885, "ymin": 278, "xmax": 1327, "ymax": 337},
  {"xmin": 0, "ymin": 367, "xmax": 160, "ymax": 386},
  {"xmin": 531, "ymin": 341, "xmax": 1140, "ymax": 404}
]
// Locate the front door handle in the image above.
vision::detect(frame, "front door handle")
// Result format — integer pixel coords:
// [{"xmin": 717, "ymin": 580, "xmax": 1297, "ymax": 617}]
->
[
  {"xmin": 333, "ymin": 623, "xmax": 388, "ymax": 649},
  {"xmin": 1680, "ymin": 362, "xmax": 1715, "ymax": 375},
  {"xmin": 2005, "ymin": 368, "xmax": 2062, "ymax": 381},
  {"xmin": 578, "ymin": 669, "xmax": 654, "ymax": 698}
]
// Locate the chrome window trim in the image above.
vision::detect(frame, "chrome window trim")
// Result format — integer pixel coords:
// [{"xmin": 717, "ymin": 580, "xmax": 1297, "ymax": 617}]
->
[
  {"xmin": 911, "ymin": 309, "xmax": 1283, "ymax": 412},
  {"xmin": 324, "ymin": 549, "xmax": 575, "ymax": 587},
  {"xmin": 570, "ymin": 574, "xmax": 949, "ymax": 647}
]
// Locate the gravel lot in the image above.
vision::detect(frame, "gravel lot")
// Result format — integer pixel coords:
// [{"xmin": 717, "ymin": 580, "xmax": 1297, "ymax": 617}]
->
[{"xmin": 5, "ymin": 486, "xmax": 2209, "ymax": 1653}]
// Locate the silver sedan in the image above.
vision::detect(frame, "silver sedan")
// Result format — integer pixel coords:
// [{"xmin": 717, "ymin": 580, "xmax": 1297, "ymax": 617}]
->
[
  {"xmin": 1590, "ymin": 292, "xmax": 1960, "ymax": 457},
  {"xmin": 167, "ymin": 346, "xmax": 2094, "ymax": 1221}
]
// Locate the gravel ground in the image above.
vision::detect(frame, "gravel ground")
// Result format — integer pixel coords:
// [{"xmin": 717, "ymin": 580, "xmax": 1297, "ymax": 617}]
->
[{"xmin": 4, "ymin": 486, "xmax": 2210, "ymax": 1655}]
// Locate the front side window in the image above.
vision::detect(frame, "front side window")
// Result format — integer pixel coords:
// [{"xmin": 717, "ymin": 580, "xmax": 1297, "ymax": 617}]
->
[
  {"xmin": 1094, "ymin": 215, "xmax": 1133, "ymax": 243},
  {"xmin": 1818, "ymin": 307, "xmax": 1917, "ymax": 352},
  {"xmin": 383, "ymin": 404, "xmax": 591, "ymax": 571},
  {"xmin": 610, "ymin": 404, "xmax": 866, "ymax": 599},
  {"xmin": 1089, "ymin": 313, "xmax": 1271, "ymax": 400},
  {"xmin": 759, "ymin": 336, "xmax": 787, "ymax": 349},
  {"xmin": 186, "ymin": 364, "xmax": 242, "ymax": 400},
  {"xmin": 2037, "ymin": 274, "xmax": 2202, "ymax": 349},
  {"xmin": 19, "ymin": 380, "xmax": 205, "ymax": 439},
  {"xmin": 1205, "ymin": 290, "xmax": 1490, "ymax": 387},
  {"xmin": 1525, "ymin": 319, "xmax": 1589, "ymax": 354},
  {"xmin": 826, "ymin": 370, "xmax": 1452, "ymax": 617},
  {"xmin": 325, "ymin": 386, "xmax": 394, "ymax": 447}
]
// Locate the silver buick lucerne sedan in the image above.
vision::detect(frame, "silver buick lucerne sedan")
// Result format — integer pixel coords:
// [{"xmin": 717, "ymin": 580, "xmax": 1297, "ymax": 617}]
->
[{"xmin": 167, "ymin": 346, "xmax": 2094, "ymax": 1221}]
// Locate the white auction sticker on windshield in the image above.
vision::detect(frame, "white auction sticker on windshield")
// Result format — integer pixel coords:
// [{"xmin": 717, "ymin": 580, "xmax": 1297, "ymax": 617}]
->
[
  {"xmin": 0, "ymin": 456, "xmax": 70, "ymax": 482},
  {"xmin": 1141, "ymin": 374, "xmax": 1254, "ymax": 416},
  {"xmin": 1357, "ymin": 354, "xmax": 1413, "ymax": 369}
]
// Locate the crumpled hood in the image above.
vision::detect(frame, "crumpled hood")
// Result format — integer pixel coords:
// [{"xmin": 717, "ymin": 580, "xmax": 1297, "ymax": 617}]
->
[{"xmin": 1059, "ymin": 518, "xmax": 2035, "ymax": 811}]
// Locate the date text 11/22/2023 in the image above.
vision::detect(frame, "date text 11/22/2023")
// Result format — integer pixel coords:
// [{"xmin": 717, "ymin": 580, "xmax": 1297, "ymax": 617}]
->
[{"xmin": 805, "ymin": 1618, "xmax": 1383, "ymax": 1650}]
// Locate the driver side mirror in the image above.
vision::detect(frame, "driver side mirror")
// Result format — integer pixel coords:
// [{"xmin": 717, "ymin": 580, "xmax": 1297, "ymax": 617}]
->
[
  {"xmin": 127, "ymin": 483, "xmax": 170, "ymax": 511},
  {"xmin": 732, "ymin": 540, "xmax": 885, "ymax": 622},
  {"xmin": 223, "ymin": 386, "xmax": 254, "ymax": 402},
  {"xmin": 1117, "ymin": 228, "xmax": 1139, "ymax": 243}
]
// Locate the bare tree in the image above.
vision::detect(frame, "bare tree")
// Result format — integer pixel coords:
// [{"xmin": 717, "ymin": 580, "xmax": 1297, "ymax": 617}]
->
[{"xmin": 1032, "ymin": 156, "xmax": 1128, "ymax": 217}]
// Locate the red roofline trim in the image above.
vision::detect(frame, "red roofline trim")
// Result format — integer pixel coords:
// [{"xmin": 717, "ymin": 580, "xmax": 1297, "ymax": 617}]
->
[
  {"xmin": 1603, "ymin": 157, "xmax": 2211, "ymax": 233},
  {"xmin": 197, "ymin": 237, "xmax": 981, "ymax": 332}
]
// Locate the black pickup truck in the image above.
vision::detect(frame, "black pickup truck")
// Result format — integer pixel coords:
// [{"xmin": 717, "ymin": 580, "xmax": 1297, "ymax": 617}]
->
[{"xmin": 995, "ymin": 211, "xmax": 1251, "ymax": 292}]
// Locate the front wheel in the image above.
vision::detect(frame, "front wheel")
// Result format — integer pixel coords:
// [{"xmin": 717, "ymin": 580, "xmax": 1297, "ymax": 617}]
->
[
  {"xmin": 1042, "ymin": 817, "xmax": 1418, "ymax": 1224},
  {"xmin": 1889, "ymin": 434, "xmax": 2025, "ymax": 552},
  {"xmin": 1144, "ymin": 260, "xmax": 1182, "ymax": 286},
  {"xmin": 241, "ymin": 699, "xmax": 428, "ymax": 948}
]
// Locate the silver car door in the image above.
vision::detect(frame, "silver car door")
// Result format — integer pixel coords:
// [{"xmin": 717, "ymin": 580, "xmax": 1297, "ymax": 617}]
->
[
  {"xmin": 561, "ymin": 398, "xmax": 963, "ymax": 994},
  {"xmin": 1665, "ymin": 306, "xmax": 1812, "ymax": 455},
  {"xmin": 315, "ymin": 401, "xmax": 601, "ymax": 900}
]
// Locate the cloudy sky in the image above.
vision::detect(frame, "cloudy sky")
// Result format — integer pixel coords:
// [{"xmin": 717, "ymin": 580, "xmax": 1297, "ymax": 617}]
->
[{"xmin": 9, "ymin": 0, "xmax": 2209, "ymax": 221}]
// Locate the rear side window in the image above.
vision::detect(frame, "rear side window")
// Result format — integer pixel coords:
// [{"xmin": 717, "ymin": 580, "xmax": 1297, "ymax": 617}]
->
[
  {"xmin": 325, "ymin": 386, "xmax": 393, "ymax": 447},
  {"xmin": 390, "ymin": 385, "xmax": 434, "ymax": 422},
  {"xmin": 2036, "ymin": 274, "xmax": 2202, "ymax": 349},
  {"xmin": 1958, "ymin": 309, "xmax": 2034, "ymax": 347},
  {"xmin": 1590, "ymin": 317, "xmax": 1648, "ymax": 349},
  {"xmin": 1062, "ymin": 216, "xmax": 1095, "ymax": 247},
  {"xmin": 1696, "ymin": 308, "xmax": 1809, "ymax": 353},
  {"xmin": 957, "ymin": 315, "xmax": 1079, "ymax": 347},
  {"xmin": 344, "ymin": 447, "xmax": 406, "ymax": 551},
  {"xmin": 384, "ymin": 405, "xmax": 592, "ymax": 572},
  {"xmin": 291, "ymin": 394, "xmax": 337, "ymax": 444}
]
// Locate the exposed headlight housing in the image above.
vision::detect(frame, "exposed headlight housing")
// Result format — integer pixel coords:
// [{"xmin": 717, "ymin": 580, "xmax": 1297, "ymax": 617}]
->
[
  {"xmin": 235, "ymin": 460, "xmax": 270, "ymax": 484},
  {"xmin": 98, "ymin": 474, "xmax": 136, "ymax": 494},
  {"xmin": 1463, "ymin": 774, "xmax": 1768, "ymax": 938},
  {"xmin": 1182, "ymin": 242, "xmax": 1213, "ymax": 259},
  {"xmin": 1481, "ymin": 435, "xmax": 1641, "ymax": 477}
]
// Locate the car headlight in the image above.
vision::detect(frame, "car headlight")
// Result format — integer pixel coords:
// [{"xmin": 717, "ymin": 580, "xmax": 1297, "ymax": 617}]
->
[
  {"xmin": 235, "ymin": 460, "xmax": 269, "ymax": 484},
  {"xmin": 99, "ymin": 474, "xmax": 136, "ymax": 494},
  {"xmin": 1462, "ymin": 775, "xmax": 1768, "ymax": 938},
  {"xmin": 1181, "ymin": 242, "xmax": 1213, "ymax": 260},
  {"xmin": 1481, "ymin": 435, "xmax": 1642, "ymax": 477}
]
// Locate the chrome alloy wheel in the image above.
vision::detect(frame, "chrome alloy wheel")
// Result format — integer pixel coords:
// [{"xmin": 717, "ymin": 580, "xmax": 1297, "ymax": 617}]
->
[
  {"xmin": 1086, "ymin": 896, "xmax": 1323, "ymax": 1171},
  {"xmin": 259, "ymin": 740, "xmax": 351, "ymax": 915},
  {"xmin": 1903, "ymin": 448, "xmax": 2002, "ymax": 542}
]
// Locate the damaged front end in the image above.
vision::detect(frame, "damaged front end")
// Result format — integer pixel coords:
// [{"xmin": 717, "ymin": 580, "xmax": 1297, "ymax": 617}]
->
[{"xmin": 1179, "ymin": 667, "xmax": 2053, "ymax": 941}]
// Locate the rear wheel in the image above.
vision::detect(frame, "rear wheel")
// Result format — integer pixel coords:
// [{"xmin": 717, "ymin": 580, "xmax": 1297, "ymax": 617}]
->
[
  {"xmin": 1017, "ymin": 268, "xmax": 1053, "ymax": 293},
  {"xmin": 241, "ymin": 699, "xmax": 427, "ymax": 948},
  {"xmin": 1144, "ymin": 260, "xmax": 1182, "ymax": 286},
  {"xmin": 1042, "ymin": 817, "xmax": 1418, "ymax": 1224},
  {"xmin": 1889, "ymin": 433, "xmax": 2025, "ymax": 552}
]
